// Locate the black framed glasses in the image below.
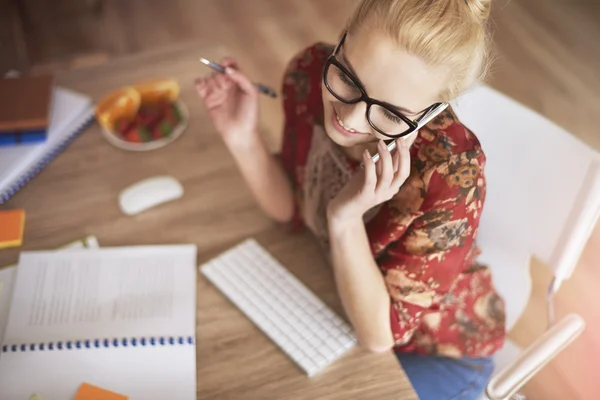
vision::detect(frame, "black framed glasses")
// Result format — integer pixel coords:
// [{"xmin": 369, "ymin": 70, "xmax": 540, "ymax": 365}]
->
[{"xmin": 323, "ymin": 31, "xmax": 448, "ymax": 139}]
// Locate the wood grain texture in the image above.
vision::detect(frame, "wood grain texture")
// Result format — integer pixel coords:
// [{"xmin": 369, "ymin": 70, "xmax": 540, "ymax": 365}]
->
[
  {"xmin": 1, "ymin": 0, "xmax": 600, "ymax": 398},
  {"xmin": 0, "ymin": 41, "xmax": 417, "ymax": 400}
]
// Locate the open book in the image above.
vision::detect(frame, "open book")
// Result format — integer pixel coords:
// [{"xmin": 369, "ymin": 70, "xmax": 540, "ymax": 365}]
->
[
  {"xmin": 0, "ymin": 235, "xmax": 100, "ymax": 346},
  {"xmin": 0, "ymin": 245, "xmax": 198, "ymax": 400}
]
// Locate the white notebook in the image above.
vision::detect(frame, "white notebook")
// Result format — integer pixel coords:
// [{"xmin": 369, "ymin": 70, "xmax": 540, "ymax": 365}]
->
[
  {"xmin": 0, "ymin": 86, "xmax": 94, "ymax": 203},
  {"xmin": 0, "ymin": 245, "xmax": 198, "ymax": 400}
]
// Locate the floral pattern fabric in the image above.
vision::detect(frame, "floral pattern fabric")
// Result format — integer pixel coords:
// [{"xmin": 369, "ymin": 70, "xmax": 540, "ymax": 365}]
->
[{"xmin": 280, "ymin": 43, "xmax": 506, "ymax": 358}]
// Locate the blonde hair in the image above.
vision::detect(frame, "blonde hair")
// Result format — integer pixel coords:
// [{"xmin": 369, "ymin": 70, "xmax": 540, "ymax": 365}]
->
[{"xmin": 347, "ymin": 0, "xmax": 493, "ymax": 101}]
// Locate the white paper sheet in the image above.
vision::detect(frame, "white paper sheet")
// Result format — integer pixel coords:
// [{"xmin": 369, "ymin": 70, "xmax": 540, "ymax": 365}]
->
[
  {"xmin": 0, "ymin": 266, "xmax": 16, "ymax": 346},
  {"xmin": 3, "ymin": 245, "xmax": 197, "ymax": 346},
  {"xmin": 0, "ymin": 235, "xmax": 99, "ymax": 345},
  {"xmin": 0, "ymin": 344, "xmax": 196, "ymax": 400}
]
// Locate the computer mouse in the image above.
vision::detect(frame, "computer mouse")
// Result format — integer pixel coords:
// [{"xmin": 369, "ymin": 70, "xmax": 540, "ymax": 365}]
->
[{"xmin": 118, "ymin": 175, "xmax": 184, "ymax": 216}]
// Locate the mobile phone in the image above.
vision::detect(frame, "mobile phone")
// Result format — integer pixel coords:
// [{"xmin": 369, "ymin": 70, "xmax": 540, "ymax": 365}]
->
[{"xmin": 368, "ymin": 102, "xmax": 449, "ymax": 164}]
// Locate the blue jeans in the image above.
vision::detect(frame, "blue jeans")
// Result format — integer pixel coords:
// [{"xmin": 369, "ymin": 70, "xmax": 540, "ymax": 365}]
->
[{"xmin": 396, "ymin": 351, "xmax": 494, "ymax": 400}]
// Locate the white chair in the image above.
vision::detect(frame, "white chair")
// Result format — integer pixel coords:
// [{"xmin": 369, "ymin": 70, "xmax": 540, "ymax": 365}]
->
[{"xmin": 450, "ymin": 85, "xmax": 600, "ymax": 400}]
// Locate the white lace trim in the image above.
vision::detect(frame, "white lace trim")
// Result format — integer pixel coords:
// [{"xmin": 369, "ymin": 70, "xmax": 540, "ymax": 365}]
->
[{"xmin": 301, "ymin": 125, "xmax": 354, "ymax": 252}]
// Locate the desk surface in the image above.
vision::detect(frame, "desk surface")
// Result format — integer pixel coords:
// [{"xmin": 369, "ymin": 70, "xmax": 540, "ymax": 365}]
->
[{"xmin": 0, "ymin": 41, "xmax": 417, "ymax": 400}]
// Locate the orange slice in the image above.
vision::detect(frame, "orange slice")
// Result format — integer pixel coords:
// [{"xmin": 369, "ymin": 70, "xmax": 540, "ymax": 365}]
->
[
  {"xmin": 132, "ymin": 78, "xmax": 180, "ymax": 105},
  {"xmin": 95, "ymin": 87, "xmax": 141, "ymax": 130}
]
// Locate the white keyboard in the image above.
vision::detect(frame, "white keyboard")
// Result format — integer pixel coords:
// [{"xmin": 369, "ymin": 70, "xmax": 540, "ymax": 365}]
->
[{"xmin": 200, "ymin": 239, "xmax": 357, "ymax": 377}]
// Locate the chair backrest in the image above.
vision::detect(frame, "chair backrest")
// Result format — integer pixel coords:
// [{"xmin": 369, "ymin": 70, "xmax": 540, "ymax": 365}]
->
[{"xmin": 451, "ymin": 85, "xmax": 600, "ymax": 282}]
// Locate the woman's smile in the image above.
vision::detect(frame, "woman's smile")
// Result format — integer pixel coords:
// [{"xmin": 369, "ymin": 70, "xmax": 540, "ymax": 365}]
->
[{"xmin": 331, "ymin": 107, "xmax": 370, "ymax": 137}]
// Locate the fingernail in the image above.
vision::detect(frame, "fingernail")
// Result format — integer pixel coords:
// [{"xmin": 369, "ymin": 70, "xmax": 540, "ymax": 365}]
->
[
  {"xmin": 363, "ymin": 149, "xmax": 370, "ymax": 159},
  {"xmin": 225, "ymin": 67, "xmax": 234, "ymax": 75}
]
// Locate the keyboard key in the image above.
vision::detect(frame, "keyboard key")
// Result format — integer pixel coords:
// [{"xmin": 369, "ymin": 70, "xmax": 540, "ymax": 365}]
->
[{"xmin": 325, "ymin": 338, "xmax": 341, "ymax": 350}]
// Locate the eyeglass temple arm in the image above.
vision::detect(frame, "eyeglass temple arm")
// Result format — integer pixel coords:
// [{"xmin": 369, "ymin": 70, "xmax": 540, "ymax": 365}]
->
[{"xmin": 369, "ymin": 102, "xmax": 449, "ymax": 164}]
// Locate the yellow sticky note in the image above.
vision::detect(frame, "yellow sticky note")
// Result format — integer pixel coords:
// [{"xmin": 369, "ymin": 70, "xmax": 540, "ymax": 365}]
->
[
  {"xmin": 29, "ymin": 395, "xmax": 43, "ymax": 400},
  {"xmin": 75, "ymin": 383, "xmax": 128, "ymax": 400},
  {"xmin": 0, "ymin": 209, "xmax": 25, "ymax": 249}
]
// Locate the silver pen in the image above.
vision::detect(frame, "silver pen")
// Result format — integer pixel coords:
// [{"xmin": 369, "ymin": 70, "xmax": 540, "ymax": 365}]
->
[{"xmin": 199, "ymin": 57, "xmax": 277, "ymax": 98}]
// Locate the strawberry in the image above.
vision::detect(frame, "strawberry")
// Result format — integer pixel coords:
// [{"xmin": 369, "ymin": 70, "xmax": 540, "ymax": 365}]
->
[
  {"xmin": 123, "ymin": 128, "xmax": 142, "ymax": 143},
  {"xmin": 163, "ymin": 107, "xmax": 178, "ymax": 126},
  {"xmin": 142, "ymin": 107, "xmax": 165, "ymax": 128},
  {"xmin": 115, "ymin": 119, "xmax": 133, "ymax": 136},
  {"xmin": 123, "ymin": 126, "xmax": 150, "ymax": 143},
  {"xmin": 151, "ymin": 126, "xmax": 163, "ymax": 140},
  {"xmin": 134, "ymin": 112, "xmax": 144, "ymax": 126}
]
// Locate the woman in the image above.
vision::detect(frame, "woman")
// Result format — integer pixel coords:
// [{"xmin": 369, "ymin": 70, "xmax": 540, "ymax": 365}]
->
[{"xmin": 195, "ymin": 0, "xmax": 506, "ymax": 398}]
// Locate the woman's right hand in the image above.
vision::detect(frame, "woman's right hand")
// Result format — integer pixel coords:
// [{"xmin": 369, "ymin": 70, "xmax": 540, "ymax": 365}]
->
[{"xmin": 194, "ymin": 57, "xmax": 260, "ymax": 148}]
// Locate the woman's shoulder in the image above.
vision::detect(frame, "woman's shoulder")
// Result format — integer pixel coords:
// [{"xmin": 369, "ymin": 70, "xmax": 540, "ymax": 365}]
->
[
  {"xmin": 284, "ymin": 42, "xmax": 335, "ymax": 75},
  {"xmin": 401, "ymin": 106, "xmax": 487, "ymax": 211},
  {"xmin": 282, "ymin": 42, "xmax": 334, "ymax": 123},
  {"xmin": 415, "ymin": 106, "xmax": 486, "ymax": 171},
  {"xmin": 282, "ymin": 43, "xmax": 334, "ymax": 94},
  {"xmin": 280, "ymin": 43, "xmax": 335, "ymax": 185}
]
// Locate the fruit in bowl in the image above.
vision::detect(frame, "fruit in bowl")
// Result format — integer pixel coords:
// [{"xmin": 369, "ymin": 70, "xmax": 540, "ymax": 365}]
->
[
  {"xmin": 115, "ymin": 101, "xmax": 183, "ymax": 143},
  {"xmin": 95, "ymin": 78, "xmax": 188, "ymax": 151}
]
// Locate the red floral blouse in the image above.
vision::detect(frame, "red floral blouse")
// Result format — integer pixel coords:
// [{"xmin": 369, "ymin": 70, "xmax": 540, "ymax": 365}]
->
[{"xmin": 279, "ymin": 43, "xmax": 506, "ymax": 358}]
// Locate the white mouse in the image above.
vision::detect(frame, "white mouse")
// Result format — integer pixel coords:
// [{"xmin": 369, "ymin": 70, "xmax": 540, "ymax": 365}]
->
[{"xmin": 119, "ymin": 175, "xmax": 184, "ymax": 216}]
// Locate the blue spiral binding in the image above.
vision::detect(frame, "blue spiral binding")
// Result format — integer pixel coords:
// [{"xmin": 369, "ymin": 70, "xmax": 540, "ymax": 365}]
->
[
  {"xmin": 1, "ymin": 336, "xmax": 195, "ymax": 353},
  {"xmin": 0, "ymin": 112, "xmax": 95, "ymax": 204}
]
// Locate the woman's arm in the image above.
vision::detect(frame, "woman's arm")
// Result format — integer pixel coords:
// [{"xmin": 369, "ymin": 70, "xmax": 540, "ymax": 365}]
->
[
  {"xmin": 328, "ymin": 132, "xmax": 496, "ymax": 355},
  {"xmin": 228, "ymin": 136, "xmax": 295, "ymax": 223},
  {"xmin": 327, "ymin": 214, "xmax": 394, "ymax": 352},
  {"xmin": 327, "ymin": 139, "xmax": 411, "ymax": 352},
  {"xmin": 195, "ymin": 58, "xmax": 294, "ymax": 223}
]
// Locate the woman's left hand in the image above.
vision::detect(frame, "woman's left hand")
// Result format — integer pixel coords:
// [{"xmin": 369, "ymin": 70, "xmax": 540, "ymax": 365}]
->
[{"xmin": 328, "ymin": 139, "xmax": 412, "ymax": 224}]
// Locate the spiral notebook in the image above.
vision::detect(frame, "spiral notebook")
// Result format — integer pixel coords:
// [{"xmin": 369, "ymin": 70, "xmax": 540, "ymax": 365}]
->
[
  {"xmin": 0, "ymin": 245, "xmax": 198, "ymax": 400},
  {"xmin": 0, "ymin": 86, "xmax": 95, "ymax": 203}
]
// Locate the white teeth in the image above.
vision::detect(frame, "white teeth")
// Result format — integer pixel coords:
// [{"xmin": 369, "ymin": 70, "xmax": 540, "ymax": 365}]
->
[{"xmin": 336, "ymin": 113, "xmax": 354, "ymax": 132}]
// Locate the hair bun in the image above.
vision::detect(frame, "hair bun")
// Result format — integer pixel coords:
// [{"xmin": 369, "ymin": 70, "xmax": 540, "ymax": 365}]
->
[{"xmin": 464, "ymin": 0, "xmax": 492, "ymax": 22}]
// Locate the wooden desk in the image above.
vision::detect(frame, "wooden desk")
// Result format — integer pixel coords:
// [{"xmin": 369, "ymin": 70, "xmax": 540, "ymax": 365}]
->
[{"xmin": 0, "ymin": 42, "xmax": 417, "ymax": 400}]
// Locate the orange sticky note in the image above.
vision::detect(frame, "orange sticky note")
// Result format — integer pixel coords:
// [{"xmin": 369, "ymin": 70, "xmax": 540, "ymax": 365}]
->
[
  {"xmin": 0, "ymin": 209, "xmax": 25, "ymax": 249},
  {"xmin": 75, "ymin": 383, "xmax": 128, "ymax": 400}
]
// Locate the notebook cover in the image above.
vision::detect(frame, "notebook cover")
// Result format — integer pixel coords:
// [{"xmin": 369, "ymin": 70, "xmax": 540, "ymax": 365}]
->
[
  {"xmin": 0, "ymin": 87, "xmax": 94, "ymax": 204},
  {"xmin": 0, "ymin": 74, "xmax": 54, "ymax": 131},
  {"xmin": 0, "ymin": 130, "xmax": 47, "ymax": 146}
]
